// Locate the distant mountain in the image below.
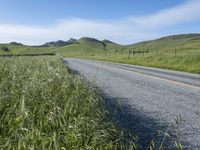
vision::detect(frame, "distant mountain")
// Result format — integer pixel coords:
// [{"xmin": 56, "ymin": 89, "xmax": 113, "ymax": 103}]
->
[
  {"xmin": 44, "ymin": 40, "xmax": 68, "ymax": 47},
  {"xmin": 79, "ymin": 37, "xmax": 103, "ymax": 43},
  {"xmin": 68, "ymin": 38, "xmax": 77, "ymax": 43},
  {"xmin": 102, "ymin": 39, "xmax": 117, "ymax": 44},
  {"xmin": 9, "ymin": 42, "xmax": 24, "ymax": 46},
  {"xmin": 39, "ymin": 38, "xmax": 78, "ymax": 47},
  {"xmin": 78, "ymin": 37, "xmax": 106, "ymax": 49}
]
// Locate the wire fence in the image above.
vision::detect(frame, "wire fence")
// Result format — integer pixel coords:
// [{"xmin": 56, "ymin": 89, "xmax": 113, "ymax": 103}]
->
[
  {"xmin": 0, "ymin": 53, "xmax": 56, "ymax": 57},
  {"xmin": 84, "ymin": 48, "xmax": 200, "ymax": 58}
]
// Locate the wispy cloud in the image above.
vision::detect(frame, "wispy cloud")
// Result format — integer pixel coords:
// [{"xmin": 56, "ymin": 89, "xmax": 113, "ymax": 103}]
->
[
  {"xmin": 130, "ymin": 0, "xmax": 200, "ymax": 29},
  {"xmin": 0, "ymin": 19, "xmax": 159, "ymax": 45},
  {"xmin": 0, "ymin": 0, "xmax": 200, "ymax": 45}
]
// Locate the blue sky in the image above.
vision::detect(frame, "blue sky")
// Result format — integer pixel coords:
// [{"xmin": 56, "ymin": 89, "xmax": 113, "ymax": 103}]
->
[{"xmin": 0, "ymin": 0, "xmax": 200, "ymax": 45}]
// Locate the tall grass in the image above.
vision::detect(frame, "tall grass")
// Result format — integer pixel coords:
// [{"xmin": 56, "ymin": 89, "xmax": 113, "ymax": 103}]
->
[
  {"xmin": 86, "ymin": 52, "xmax": 200, "ymax": 74},
  {"xmin": 0, "ymin": 56, "xmax": 137, "ymax": 149}
]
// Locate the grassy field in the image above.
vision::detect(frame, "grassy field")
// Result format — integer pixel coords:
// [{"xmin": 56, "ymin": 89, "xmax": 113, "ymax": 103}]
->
[
  {"xmin": 0, "ymin": 43, "xmax": 56, "ymax": 55},
  {"xmin": 0, "ymin": 56, "xmax": 138, "ymax": 149}
]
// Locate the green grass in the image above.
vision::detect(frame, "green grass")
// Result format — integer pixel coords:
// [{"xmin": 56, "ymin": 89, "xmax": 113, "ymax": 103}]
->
[
  {"xmin": 20, "ymin": 47, "xmax": 56, "ymax": 55},
  {"xmin": 0, "ymin": 44, "xmax": 56, "ymax": 55},
  {"xmin": 0, "ymin": 56, "xmax": 138, "ymax": 149},
  {"xmin": 0, "ymin": 44, "xmax": 29, "ymax": 55},
  {"xmin": 84, "ymin": 49, "xmax": 200, "ymax": 74}
]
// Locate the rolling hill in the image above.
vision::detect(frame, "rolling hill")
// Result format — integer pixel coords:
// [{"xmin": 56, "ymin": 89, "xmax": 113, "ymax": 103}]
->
[
  {"xmin": 127, "ymin": 33, "xmax": 200, "ymax": 52},
  {"xmin": 0, "ymin": 33, "xmax": 200, "ymax": 56},
  {"xmin": 55, "ymin": 34, "xmax": 200, "ymax": 56},
  {"xmin": 54, "ymin": 37, "xmax": 125, "ymax": 56},
  {"xmin": 41, "ymin": 38, "xmax": 78, "ymax": 47}
]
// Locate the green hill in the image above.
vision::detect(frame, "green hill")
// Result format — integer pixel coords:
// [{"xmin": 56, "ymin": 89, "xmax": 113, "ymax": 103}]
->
[
  {"xmin": 56, "ymin": 33, "xmax": 200, "ymax": 56},
  {"xmin": 0, "ymin": 42, "xmax": 56, "ymax": 55},
  {"xmin": 79, "ymin": 37, "xmax": 106, "ymax": 49},
  {"xmin": 126, "ymin": 33, "xmax": 200, "ymax": 52},
  {"xmin": 0, "ymin": 43, "xmax": 29, "ymax": 55},
  {"xmin": 42, "ymin": 38, "xmax": 77, "ymax": 47},
  {"xmin": 1, "ymin": 33, "xmax": 200, "ymax": 56},
  {"xmin": 54, "ymin": 37, "xmax": 125, "ymax": 56}
]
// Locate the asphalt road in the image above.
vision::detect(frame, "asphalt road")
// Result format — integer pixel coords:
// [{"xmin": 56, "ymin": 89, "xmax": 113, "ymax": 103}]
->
[{"xmin": 64, "ymin": 58, "xmax": 200, "ymax": 149}]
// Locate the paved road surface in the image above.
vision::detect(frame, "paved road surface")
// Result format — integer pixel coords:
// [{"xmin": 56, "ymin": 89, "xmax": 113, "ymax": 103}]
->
[{"xmin": 64, "ymin": 58, "xmax": 200, "ymax": 149}]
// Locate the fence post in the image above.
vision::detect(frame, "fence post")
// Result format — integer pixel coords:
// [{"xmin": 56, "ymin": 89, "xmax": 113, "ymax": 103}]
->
[
  {"xmin": 175, "ymin": 48, "xmax": 177, "ymax": 57},
  {"xmin": 128, "ymin": 50, "xmax": 131, "ymax": 57}
]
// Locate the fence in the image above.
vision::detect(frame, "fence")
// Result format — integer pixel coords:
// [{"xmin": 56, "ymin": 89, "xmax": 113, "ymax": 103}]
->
[
  {"xmin": 0, "ymin": 53, "xmax": 56, "ymax": 57},
  {"xmin": 85, "ymin": 48, "xmax": 190, "ymax": 58}
]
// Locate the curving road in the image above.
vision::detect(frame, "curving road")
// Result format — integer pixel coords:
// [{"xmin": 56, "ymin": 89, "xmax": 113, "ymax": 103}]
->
[{"xmin": 64, "ymin": 58, "xmax": 200, "ymax": 149}]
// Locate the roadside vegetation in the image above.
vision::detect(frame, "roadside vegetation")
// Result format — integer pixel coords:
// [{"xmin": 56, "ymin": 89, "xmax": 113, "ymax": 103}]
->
[{"xmin": 0, "ymin": 56, "xmax": 138, "ymax": 149}]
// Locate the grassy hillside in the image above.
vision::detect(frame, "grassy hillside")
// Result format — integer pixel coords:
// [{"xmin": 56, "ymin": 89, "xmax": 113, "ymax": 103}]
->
[
  {"xmin": 0, "ymin": 37, "xmax": 125, "ymax": 56},
  {"xmin": 56, "ymin": 34, "xmax": 200, "ymax": 58},
  {"xmin": 0, "ymin": 43, "xmax": 56, "ymax": 55},
  {"xmin": 57, "ymin": 37, "xmax": 106, "ymax": 57},
  {"xmin": 127, "ymin": 34, "xmax": 200, "ymax": 52},
  {"xmin": 60, "ymin": 34, "xmax": 200, "ymax": 53},
  {"xmin": 0, "ymin": 43, "xmax": 29, "ymax": 55},
  {"xmin": 1, "ymin": 34, "xmax": 200, "ymax": 55}
]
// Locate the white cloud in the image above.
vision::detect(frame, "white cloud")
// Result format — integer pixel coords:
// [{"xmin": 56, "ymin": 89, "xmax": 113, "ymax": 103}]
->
[
  {"xmin": 130, "ymin": 0, "xmax": 200, "ymax": 29},
  {"xmin": 0, "ymin": 0, "xmax": 200, "ymax": 45},
  {"xmin": 0, "ymin": 19, "xmax": 160, "ymax": 45}
]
